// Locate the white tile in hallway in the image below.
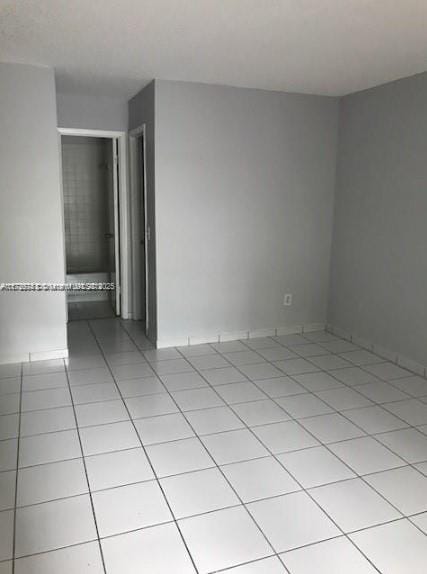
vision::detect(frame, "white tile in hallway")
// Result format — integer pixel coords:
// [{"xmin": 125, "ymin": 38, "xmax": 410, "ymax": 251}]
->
[
  {"xmin": 237, "ymin": 362, "xmax": 284, "ymax": 380},
  {"xmin": 375, "ymin": 428, "xmax": 427, "ymax": 463},
  {"xmin": 202, "ymin": 429, "xmax": 268, "ymax": 464},
  {"xmin": 0, "ymin": 363, "xmax": 21, "ymax": 379},
  {"xmin": 14, "ymin": 542, "xmax": 104, "ymax": 574},
  {"xmin": 384, "ymin": 398, "xmax": 427, "ymax": 426},
  {"xmin": 75, "ymin": 399, "xmax": 129, "ymax": 427},
  {"xmin": 146, "ymin": 437, "xmax": 215, "ymax": 477},
  {"xmin": 19, "ymin": 430, "xmax": 81, "ymax": 467},
  {"xmin": 232, "ymin": 399, "xmax": 290, "ymax": 426},
  {"xmin": 253, "ymin": 421, "xmax": 319, "ymax": 454},
  {"xmin": 281, "ymin": 536, "xmax": 377, "ymax": 574},
  {"xmin": 309, "ymin": 354, "xmax": 351, "ymax": 371},
  {"xmin": 67, "ymin": 367, "xmax": 113, "ymax": 386},
  {"xmin": 315, "ymin": 387, "xmax": 373, "ymax": 410},
  {"xmin": 92, "ymin": 480, "xmax": 172, "ymax": 537},
  {"xmin": 274, "ymin": 358, "xmax": 320, "ymax": 375},
  {"xmin": 364, "ymin": 466, "xmax": 427, "ymax": 515},
  {"xmin": 201, "ymin": 366, "xmax": 247, "ymax": 385},
  {"xmin": 0, "ymin": 414, "xmax": 19, "ymax": 439},
  {"xmin": 391, "ymin": 376, "xmax": 427, "ymax": 397},
  {"xmin": 0, "ymin": 471, "xmax": 16, "ymax": 511},
  {"xmin": 277, "ymin": 446, "xmax": 355, "ymax": 488},
  {"xmin": 160, "ymin": 467, "xmax": 239, "ymax": 518},
  {"xmin": 15, "ymin": 495, "xmax": 97, "ymax": 557},
  {"xmin": 185, "ymin": 406, "xmax": 244, "ymax": 435},
  {"xmin": 332, "ymin": 366, "xmax": 380, "ymax": 386},
  {"xmin": 101, "ymin": 522, "xmax": 196, "ymax": 574},
  {"xmin": 125, "ymin": 393, "xmax": 178, "ymax": 418},
  {"xmin": 3, "ymin": 319, "xmax": 427, "ymax": 574},
  {"xmin": 329, "ymin": 436, "xmax": 405, "ymax": 475},
  {"xmin": 364, "ymin": 362, "xmax": 411, "ymax": 381},
  {"xmin": 71, "ymin": 382, "xmax": 120, "ymax": 404},
  {"xmin": 309, "ymin": 478, "xmax": 400, "ymax": 532},
  {"xmin": 21, "ymin": 388, "xmax": 71, "ymax": 412},
  {"xmin": 355, "ymin": 381, "xmax": 410, "ymax": 403},
  {"xmin": 343, "ymin": 405, "xmax": 409, "ymax": 434},
  {"xmin": 0, "ymin": 439, "xmax": 18, "ymax": 472},
  {"xmin": 171, "ymin": 387, "xmax": 225, "ymax": 411},
  {"xmin": 20, "ymin": 406, "xmax": 76, "ymax": 436},
  {"xmin": 275, "ymin": 394, "xmax": 333, "ymax": 418},
  {"xmin": 17, "ymin": 458, "xmax": 88, "ymax": 506},
  {"xmin": 215, "ymin": 382, "xmax": 267, "ymax": 404},
  {"xmin": 253, "ymin": 376, "xmax": 306, "ymax": 398},
  {"xmin": 160, "ymin": 371, "xmax": 208, "ymax": 391},
  {"xmin": 0, "ymin": 510, "xmax": 14, "ymax": 561},
  {"xmin": 117, "ymin": 377, "xmax": 166, "ymax": 397},
  {"xmin": 179, "ymin": 506, "xmax": 272, "ymax": 573},
  {"xmin": 221, "ymin": 456, "xmax": 300, "ymax": 502},
  {"xmin": 22, "ymin": 371, "xmax": 67, "ymax": 392},
  {"xmin": 247, "ymin": 491, "xmax": 339, "ymax": 552},
  {"xmin": 111, "ymin": 362, "xmax": 155, "ymax": 380},
  {"xmin": 350, "ymin": 519, "xmax": 427, "ymax": 574},
  {"xmin": 85, "ymin": 447, "xmax": 154, "ymax": 491},
  {"xmin": 299, "ymin": 413, "xmax": 365, "ymax": 443},
  {"xmin": 292, "ymin": 371, "xmax": 343, "ymax": 392},
  {"xmin": 79, "ymin": 421, "xmax": 140, "ymax": 456},
  {"xmin": 134, "ymin": 412, "xmax": 194, "ymax": 445},
  {"xmin": 152, "ymin": 358, "xmax": 195, "ymax": 375},
  {"xmin": 0, "ymin": 378, "xmax": 20, "ymax": 396},
  {"xmin": 338, "ymin": 349, "xmax": 382, "ymax": 366},
  {"xmin": 222, "ymin": 556, "xmax": 286, "ymax": 573}
]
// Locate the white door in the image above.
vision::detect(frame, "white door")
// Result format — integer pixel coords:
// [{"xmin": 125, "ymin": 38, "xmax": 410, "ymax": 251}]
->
[{"xmin": 106, "ymin": 139, "xmax": 121, "ymax": 315}]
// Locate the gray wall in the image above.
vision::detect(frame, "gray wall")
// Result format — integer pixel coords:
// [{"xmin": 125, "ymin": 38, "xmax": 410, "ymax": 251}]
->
[
  {"xmin": 128, "ymin": 81, "xmax": 157, "ymax": 342},
  {"xmin": 154, "ymin": 81, "xmax": 339, "ymax": 344},
  {"xmin": 0, "ymin": 63, "xmax": 67, "ymax": 363},
  {"xmin": 329, "ymin": 72, "xmax": 427, "ymax": 366},
  {"xmin": 57, "ymin": 91, "xmax": 128, "ymax": 131}
]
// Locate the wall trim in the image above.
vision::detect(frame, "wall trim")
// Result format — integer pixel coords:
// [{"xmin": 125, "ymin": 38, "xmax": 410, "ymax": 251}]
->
[
  {"xmin": 156, "ymin": 323, "xmax": 326, "ymax": 349},
  {"xmin": 0, "ymin": 348, "xmax": 69, "ymax": 365},
  {"xmin": 326, "ymin": 324, "xmax": 427, "ymax": 378}
]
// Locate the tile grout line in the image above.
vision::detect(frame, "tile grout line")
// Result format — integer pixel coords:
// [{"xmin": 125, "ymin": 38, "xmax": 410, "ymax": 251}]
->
[
  {"xmin": 231, "ymin": 336, "xmax": 427, "ymax": 539},
  {"xmin": 86, "ymin": 319, "xmax": 201, "ymax": 574},
  {"xmin": 11, "ymin": 361, "xmax": 23, "ymax": 573},
  {"xmin": 5, "ymin": 323, "xmax": 427, "ymax": 571},
  {"xmin": 171, "ymin": 342, "xmax": 385, "ymax": 574},
  {"xmin": 63, "ymin": 355, "xmax": 108, "ymax": 574}
]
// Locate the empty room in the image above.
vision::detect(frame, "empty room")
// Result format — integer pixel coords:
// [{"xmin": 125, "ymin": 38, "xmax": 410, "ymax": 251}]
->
[{"xmin": 0, "ymin": 2, "xmax": 427, "ymax": 573}]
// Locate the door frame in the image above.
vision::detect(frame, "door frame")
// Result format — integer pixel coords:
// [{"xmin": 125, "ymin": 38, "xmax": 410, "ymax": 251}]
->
[
  {"xmin": 57, "ymin": 127, "xmax": 131, "ymax": 319},
  {"xmin": 129, "ymin": 124, "xmax": 149, "ymax": 330}
]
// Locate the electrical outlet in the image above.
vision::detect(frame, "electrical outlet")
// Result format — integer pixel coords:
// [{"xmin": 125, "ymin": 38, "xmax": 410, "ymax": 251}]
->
[{"xmin": 283, "ymin": 293, "xmax": 293, "ymax": 306}]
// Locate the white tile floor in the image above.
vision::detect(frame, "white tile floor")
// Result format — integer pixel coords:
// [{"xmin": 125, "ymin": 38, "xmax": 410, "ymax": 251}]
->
[{"xmin": 1, "ymin": 320, "xmax": 427, "ymax": 572}]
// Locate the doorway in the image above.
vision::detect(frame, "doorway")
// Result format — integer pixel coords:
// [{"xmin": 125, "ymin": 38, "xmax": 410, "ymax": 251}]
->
[
  {"xmin": 60, "ymin": 133, "xmax": 121, "ymax": 321},
  {"xmin": 129, "ymin": 125, "xmax": 149, "ymax": 331}
]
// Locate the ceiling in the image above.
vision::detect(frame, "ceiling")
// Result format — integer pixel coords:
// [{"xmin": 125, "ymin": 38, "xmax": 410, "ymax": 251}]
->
[{"xmin": 1, "ymin": 0, "xmax": 426, "ymax": 99}]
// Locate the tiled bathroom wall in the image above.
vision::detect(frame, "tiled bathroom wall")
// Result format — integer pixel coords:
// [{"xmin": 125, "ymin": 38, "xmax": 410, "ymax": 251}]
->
[{"xmin": 61, "ymin": 136, "xmax": 114, "ymax": 274}]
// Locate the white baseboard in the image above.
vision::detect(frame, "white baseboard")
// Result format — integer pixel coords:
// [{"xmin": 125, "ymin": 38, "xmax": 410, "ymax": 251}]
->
[
  {"xmin": 326, "ymin": 324, "xmax": 426, "ymax": 378},
  {"xmin": 29, "ymin": 348, "xmax": 69, "ymax": 362},
  {"xmin": 157, "ymin": 323, "xmax": 326, "ymax": 350},
  {"xmin": 0, "ymin": 348, "xmax": 69, "ymax": 366}
]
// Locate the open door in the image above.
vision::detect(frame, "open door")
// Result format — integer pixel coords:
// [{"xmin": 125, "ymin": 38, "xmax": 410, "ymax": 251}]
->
[
  {"xmin": 106, "ymin": 139, "xmax": 121, "ymax": 315},
  {"xmin": 138, "ymin": 133, "xmax": 149, "ymax": 329}
]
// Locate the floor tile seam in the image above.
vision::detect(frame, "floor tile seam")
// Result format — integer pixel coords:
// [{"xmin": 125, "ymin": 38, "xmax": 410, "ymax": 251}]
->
[
  {"xmin": 171, "ymin": 345, "xmax": 375, "ymax": 567},
  {"xmin": 86, "ymin": 320, "xmax": 201, "ymax": 574},
  {"xmin": 63, "ymin": 349, "xmax": 108, "ymax": 574},
  {"xmin": 11, "ymin": 361, "xmax": 23, "ymax": 573},
  {"xmin": 172, "ymin": 345, "xmax": 393, "ymax": 573},
  {"xmin": 121, "ymin": 330, "xmax": 281, "ymax": 565}
]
